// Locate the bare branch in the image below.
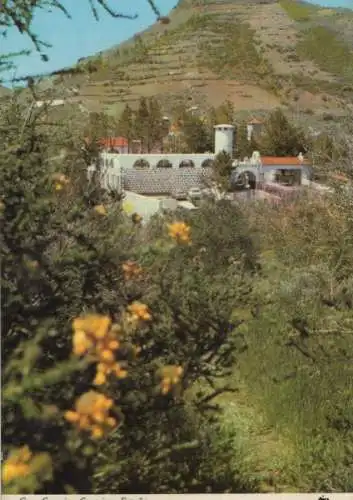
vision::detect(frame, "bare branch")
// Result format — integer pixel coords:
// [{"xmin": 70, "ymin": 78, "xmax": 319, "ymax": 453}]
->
[{"xmin": 0, "ymin": 0, "xmax": 162, "ymax": 82}]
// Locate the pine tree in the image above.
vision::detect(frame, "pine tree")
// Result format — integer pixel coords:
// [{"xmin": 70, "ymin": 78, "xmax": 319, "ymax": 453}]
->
[
  {"xmin": 212, "ymin": 151, "xmax": 233, "ymax": 193},
  {"xmin": 148, "ymin": 97, "xmax": 165, "ymax": 152},
  {"xmin": 235, "ymin": 122, "xmax": 258, "ymax": 160},
  {"xmin": 117, "ymin": 104, "xmax": 134, "ymax": 152},
  {"xmin": 259, "ymin": 108, "xmax": 306, "ymax": 156},
  {"xmin": 134, "ymin": 97, "xmax": 150, "ymax": 152},
  {"xmin": 180, "ymin": 114, "xmax": 213, "ymax": 153},
  {"xmin": 215, "ymin": 100, "xmax": 235, "ymax": 124}
]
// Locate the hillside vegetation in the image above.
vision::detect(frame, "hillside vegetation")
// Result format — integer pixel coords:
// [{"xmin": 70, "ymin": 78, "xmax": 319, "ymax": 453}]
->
[{"xmin": 41, "ymin": 0, "xmax": 353, "ymax": 122}]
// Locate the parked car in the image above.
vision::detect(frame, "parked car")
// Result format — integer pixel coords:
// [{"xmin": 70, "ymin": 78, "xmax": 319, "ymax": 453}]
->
[
  {"xmin": 187, "ymin": 187, "xmax": 202, "ymax": 201},
  {"xmin": 173, "ymin": 190, "xmax": 186, "ymax": 200}
]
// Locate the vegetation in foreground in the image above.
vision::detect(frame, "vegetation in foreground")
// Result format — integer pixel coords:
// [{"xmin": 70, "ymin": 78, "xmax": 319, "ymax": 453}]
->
[{"xmin": 1, "ymin": 0, "xmax": 353, "ymax": 494}]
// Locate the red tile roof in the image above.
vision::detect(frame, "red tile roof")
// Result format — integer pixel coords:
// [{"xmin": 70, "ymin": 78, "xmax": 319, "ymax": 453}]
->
[
  {"xmin": 261, "ymin": 156, "xmax": 310, "ymax": 166},
  {"xmin": 99, "ymin": 137, "xmax": 128, "ymax": 148}
]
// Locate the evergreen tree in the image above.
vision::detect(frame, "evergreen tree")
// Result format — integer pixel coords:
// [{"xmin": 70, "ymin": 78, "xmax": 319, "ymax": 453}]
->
[
  {"xmin": 180, "ymin": 114, "xmax": 213, "ymax": 153},
  {"xmin": 235, "ymin": 122, "xmax": 258, "ymax": 160},
  {"xmin": 134, "ymin": 97, "xmax": 150, "ymax": 152},
  {"xmin": 212, "ymin": 151, "xmax": 233, "ymax": 193},
  {"xmin": 83, "ymin": 111, "xmax": 112, "ymax": 164},
  {"xmin": 259, "ymin": 108, "xmax": 306, "ymax": 156},
  {"xmin": 85, "ymin": 111, "xmax": 114, "ymax": 140},
  {"xmin": 117, "ymin": 104, "xmax": 134, "ymax": 152},
  {"xmin": 148, "ymin": 97, "xmax": 166, "ymax": 152},
  {"xmin": 215, "ymin": 100, "xmax": 235, "ymax": 124}
]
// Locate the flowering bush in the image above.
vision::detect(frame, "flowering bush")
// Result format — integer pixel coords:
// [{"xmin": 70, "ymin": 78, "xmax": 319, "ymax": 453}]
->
[{"xmin": 1, "ymin": 97, "xmax": 256, "ymax": 493}]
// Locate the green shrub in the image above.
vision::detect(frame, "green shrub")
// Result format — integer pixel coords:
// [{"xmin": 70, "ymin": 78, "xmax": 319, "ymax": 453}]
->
[{"xmin": 1, "ymin": 97, "xmax": 259, "ymax": 493}]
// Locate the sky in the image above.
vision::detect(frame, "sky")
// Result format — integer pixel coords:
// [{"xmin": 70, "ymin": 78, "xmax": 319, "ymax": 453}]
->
[
  {"xmin": 1, "ymin": 0, "xmax": 178, "ymax": 84},
  {"xmin": 1, "ymin": 0, "xmax": 352, "ymax": 85}
]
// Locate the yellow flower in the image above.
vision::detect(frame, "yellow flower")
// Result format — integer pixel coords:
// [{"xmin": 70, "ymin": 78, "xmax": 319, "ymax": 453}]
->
[
  {"xmin": 127, "ymin": 302, "xmax": 152, "ymax": 322},
  {"xmin": 73, "ymin": 314, "xmax": 111, "ymax": 341},
  {"xmin": 92, "ymin": 411, "xmax": 105, "ymax": 423},
  {"xmin": 94, "ymin": 204, "xmax": 107, "ymax": 216},
  {"xmin": 108, "ymin": 339, "xmax": 120, "ymax": 350},
  {"xmin": 64, "ymin": 410, "xmax": 80, "ymax": 423},
  {"xmin": 2, "ymin": 463, "xmax": 31, "ymax": 483},
  {"xmin": 73, "ymin": 329, "xmax": 92, "ymax": 356},
  {"xmin": 161, "ymin": 377, "xmax": 172, "ymax": 395},
  {"xmin": 72, "ymin": 315, "xmax": 131, "ymax": 386},
  {"xmin": 93, "ymin": 371, "xmax": 106, "ymax": 386},
  {"xmin": 122, "ymin": 260, "xmax": 142, "ymax": 280},
  {"xmin": 167, "ymin": 221, "xmax": 191, "ymax": 244},
  {"xmin": 65, "ymin": 391, "xmax": 118, "ymax": 438},
  {"xmin": 17, "ymin": 446, "xmax": 32, "ymax": 463},
  {"xmin": 91, "ymin": 426, "xmax": 104, "ymax": 439},
  {"xmin": 114, "ymin": 363, "xmax": 128, "ymax": 378},
  {"xmin": 78, "ymin": 415, "xmax": 91, "ymax": 430},
  {"xmin": 159, "ymin": 365, "xmax": 184, "ymax": 395},
  {"xmin": 99, "ymin": 349, "xmax": 115, "ymax": 363},
  {"xmin": 2, "ymin": 446, "xmax": 33, "ymax": 484}
]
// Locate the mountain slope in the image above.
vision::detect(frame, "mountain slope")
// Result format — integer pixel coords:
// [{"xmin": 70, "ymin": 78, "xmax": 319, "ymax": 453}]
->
[{"xmin": 49, "ymin": 0, "xmax": 353, "ymax": 122}]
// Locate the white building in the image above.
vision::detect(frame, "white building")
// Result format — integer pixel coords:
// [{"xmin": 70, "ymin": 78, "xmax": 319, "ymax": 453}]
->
[
  {"xmin": 232, "ymin": 151, "xmax": 312, "ymax": 188},
  {"xmin": 35, "ymin": 99, "xmax": 65, "ymax": 108},
  {"xmin": 90, "ymin": 124, "xmax": 312, "ymax": 198}
]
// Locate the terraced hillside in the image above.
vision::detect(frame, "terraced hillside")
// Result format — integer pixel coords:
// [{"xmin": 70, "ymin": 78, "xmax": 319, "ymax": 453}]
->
[{"xmin": 45, "ymin": 0, "xmax": 353, "ymax": 122}]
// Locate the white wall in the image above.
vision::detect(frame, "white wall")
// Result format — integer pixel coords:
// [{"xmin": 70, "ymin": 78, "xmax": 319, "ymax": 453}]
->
[
  {"xmin": 234, "ymin": 164, "xmax": 313, "ymax": 186},
  {"xmin": 100, "ymin": 152, "xmax": 216, "ymax": 170},
  {"xmin": 123, "ymin": 191, "xmax": 162, "ymax": 222}
]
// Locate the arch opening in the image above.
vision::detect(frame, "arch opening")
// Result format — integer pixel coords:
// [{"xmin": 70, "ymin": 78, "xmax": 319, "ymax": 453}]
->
[
  {"xmin": 133, "ymin": 159, "xmax": 150, "ymax": 170},
  {"xmin": 232, "ymin": 170, "xmax": 257, "ymax": 191},
  {"xmin": 156, "ymin": 159, "xmax": 173, "ymax": 168},
  {"xmin": 179, "ymin": 159, "xmax": 195, "ymax": 168},
  {"xmin": 201, "ymin": 159, "xmax": 214, "ymax": 168}
]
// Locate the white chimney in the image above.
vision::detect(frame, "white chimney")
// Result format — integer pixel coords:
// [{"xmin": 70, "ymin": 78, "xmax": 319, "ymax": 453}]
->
[{"xmin": 214, "ymin": 124, "xmax": 235, "ymax": 157}]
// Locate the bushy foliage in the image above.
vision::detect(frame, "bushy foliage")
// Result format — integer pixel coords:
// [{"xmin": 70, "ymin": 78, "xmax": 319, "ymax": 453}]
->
[
  {"xmin": 211, "ymin": 152, "xmax": 234, "ymax": 193},
  {"xmin": 258, "ymin": 108, "xmax": 307, "ymax": 157},
  {"xmin": 1, "ymin": 93, "xmax": 260, "ymax": 493},
  {"xmin": 239, "ymin": 180, "xmax": 353, "ymax": 491}
]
